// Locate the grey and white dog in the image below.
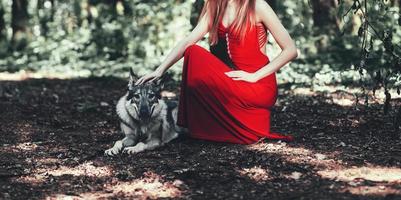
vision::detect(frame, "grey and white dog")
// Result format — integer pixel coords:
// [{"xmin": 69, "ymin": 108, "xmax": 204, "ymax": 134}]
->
[{"xmin": 104, "ymin": 68, "xmax": 187, "ymax": 156}]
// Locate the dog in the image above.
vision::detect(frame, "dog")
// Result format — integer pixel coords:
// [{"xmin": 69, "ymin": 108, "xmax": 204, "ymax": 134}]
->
[{"xmin": 104, "ymin": 68, "xmax": 187, "ymax": 156}]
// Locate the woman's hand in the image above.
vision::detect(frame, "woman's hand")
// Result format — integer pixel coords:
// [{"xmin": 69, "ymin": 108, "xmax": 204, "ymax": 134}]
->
[
  {"xmin": 135, "ymin": 68, "xmax": 164, "ymax": 85},
  {"xmin": 224, "ymin": 70, "xmax": 260, "ymax": 83}
]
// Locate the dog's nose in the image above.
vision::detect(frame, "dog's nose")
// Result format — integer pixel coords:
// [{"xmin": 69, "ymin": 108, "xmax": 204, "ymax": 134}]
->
[{"xmin": 139, "ymin": 107, "xmax": 150, "ymax": 118}]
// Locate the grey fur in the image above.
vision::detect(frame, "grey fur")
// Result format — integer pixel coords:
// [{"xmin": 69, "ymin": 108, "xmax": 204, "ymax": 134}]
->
[{"xmin": 104, "ymin": 69, "xmax": 187, "ymax": 156}]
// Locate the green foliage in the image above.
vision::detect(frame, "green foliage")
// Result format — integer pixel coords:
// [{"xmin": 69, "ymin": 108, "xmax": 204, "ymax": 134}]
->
[
  {"xmin": 337, "ymin": 0, "xmax": 401, "ymax": 113},
  {"xmin": 0, "ymin": 0, "xmax": 400, "ymax": 94},
  {"xmin": 276, "ymin": 0, "xmax": 400, "ymax": 91},
  {"xmin": 0, "ymin": 0, "xmax": 192, "ymax": 78}
]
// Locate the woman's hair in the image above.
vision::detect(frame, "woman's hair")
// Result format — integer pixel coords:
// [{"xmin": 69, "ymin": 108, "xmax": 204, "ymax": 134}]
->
[{"xmin": 198, "ymin": 0, "xmax": 257, "ymax": 45}]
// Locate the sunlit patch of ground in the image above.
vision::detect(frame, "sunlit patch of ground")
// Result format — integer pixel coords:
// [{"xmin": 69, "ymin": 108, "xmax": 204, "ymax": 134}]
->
[
  {"xmin": 317, "ymin": 166, "xmax": 401, "ymax": 196},
  {"xmin": 33, "ymin": 157, "xmax": 60, "ymax": 166},
  {"xmin": 327, "ymin": 166, "xmax": 401, "ymax": 196},
  {"xmin": 0, "ymin": 70, "xmax": 91, "ymax": 81},
  {"xmin": 291, "ymin": 87, "xmax": 315, "ymax": 96},
  {"xmin": 318, "ymin": 166, "xmax": 401, "ymax": 182},
  {"xmin": 1, "ymin": 142, "xmax": 39, "ymax": 152},
  {"xmin": 288, "ymin": 86, "xmax": 401, "ymax": 107},
  {"xmin": 13, "ymin": 174, "xmax": 46, "ymax": 186},
  {"xmin": 331, "ymin": 98, "xmax": 355, "ymax": 106},
  {"xmin": 341, "ymin": 185, "xmax": 401, "ymax": 196},
  {"xmin": 248, "ymin": 141, "xmax": 312, "ymax": 154},
  {"xmin": 248, "ymin": 142, "xmax": 339, "ymax": 167},
  {"xmin": 248, "ymin": 142, "xmax": 344, "ymax": 179},
  {"xmin": 44, "ymin": 161, "xmax": 113, "ymax": 177},
  {"xmin": 237, "ymin": 166, "xmax": 271, "ymax": 182},
  {"xmin": 14, "ymin": 161, "xmax": 113, "ymax": 185},
  {"xmin": 248, "ymin": 141, "xmax": 401, "ymax": 196},
  {"xmin": 45, "ymin": 171, "xmax": 185, "ymax": 200},
  {"xmin": 319, "ymin": 166, "xmax": 401, "ymax": 195}
]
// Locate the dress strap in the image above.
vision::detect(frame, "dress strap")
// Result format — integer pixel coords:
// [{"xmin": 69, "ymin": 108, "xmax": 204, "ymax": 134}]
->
[{"xmin": 256, "ymin": 23, "xmax": 267, "ymax": 49}]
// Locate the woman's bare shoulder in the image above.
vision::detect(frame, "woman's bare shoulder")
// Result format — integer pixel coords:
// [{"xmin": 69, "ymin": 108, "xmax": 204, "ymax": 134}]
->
[
  {"xmin": 255, "ymin": 0, "xmax": 272, "ymax": 10},
  {"xmin": 254, "ymin": 0, "xmax": 275, "ymax": 23}
]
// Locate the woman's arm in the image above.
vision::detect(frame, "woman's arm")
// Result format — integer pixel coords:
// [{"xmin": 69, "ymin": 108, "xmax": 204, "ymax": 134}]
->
[
  {"xmin": 253, "ymin": 0, "xmax": 298, "ymax": 80},
  {"xmin": 135, "ymin": 8, "xmax": 210, "ymax": 85}
]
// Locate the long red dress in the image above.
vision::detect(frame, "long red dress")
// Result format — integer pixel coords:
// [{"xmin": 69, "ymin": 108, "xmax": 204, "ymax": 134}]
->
[{"xmin": 176, "ymin": 20, "xmax": 294, "ymax": 144}]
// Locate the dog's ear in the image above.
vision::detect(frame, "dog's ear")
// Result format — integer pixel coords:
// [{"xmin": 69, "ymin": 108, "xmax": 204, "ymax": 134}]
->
[
  {"xmin": 128, "ymin": 68, "xmax": 138, "ymax": 89},
  {"xmin": 152, "ymin": 76, "xmax": 165, "ymax": 90},
  {"xmin": 150, "ymin": 76, "xmax": 164, "ymax": 100},
  {"xmin": 156, "ymin": 76, "xmax": 164, "ymax": 87}
]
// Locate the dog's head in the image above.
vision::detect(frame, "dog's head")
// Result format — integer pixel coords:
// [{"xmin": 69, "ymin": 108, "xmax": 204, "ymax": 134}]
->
[{"xmin": 125, "ymin": 68, "xmax": 164, "ymax": 122}]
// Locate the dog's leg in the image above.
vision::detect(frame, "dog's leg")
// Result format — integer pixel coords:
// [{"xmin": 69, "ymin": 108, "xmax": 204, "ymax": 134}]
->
[
  {"xmin": 172, "ymin": 105, "xmax": 189, "ymax": 135},
  {"xmin": 104, "ymin": 124, "xmax": 137, "ymax": 156},
  {"xmin": 162, "ymin": 131, "xmax": 179, "ymax": 145},
  {"xmin": 104, "ymin": 139, "xmax": 124, "ymax": 156},
  {"xmin": 123, "ymin": 139, "xmax": 161, "ymax": 155},
  {"xmin": 105, "ymin": 136, "xmax": 137, "ymax": 156}
]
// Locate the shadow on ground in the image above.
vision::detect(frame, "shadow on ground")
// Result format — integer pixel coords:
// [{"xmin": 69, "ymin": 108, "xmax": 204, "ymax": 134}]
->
[{"xmin": 0, "ymin": 77, "xmax": 400, "ymax": 199}]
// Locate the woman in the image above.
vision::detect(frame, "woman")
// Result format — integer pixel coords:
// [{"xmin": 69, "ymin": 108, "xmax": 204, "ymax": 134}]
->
[{"xmin": 135, "ymin": 0, "xmax": 298, "ymax": 144}]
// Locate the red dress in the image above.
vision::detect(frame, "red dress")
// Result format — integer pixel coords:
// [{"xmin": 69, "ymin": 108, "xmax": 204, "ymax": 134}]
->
[{"xmin": 176, "ymin": 20, "xmax": 294, "ymax": 144}]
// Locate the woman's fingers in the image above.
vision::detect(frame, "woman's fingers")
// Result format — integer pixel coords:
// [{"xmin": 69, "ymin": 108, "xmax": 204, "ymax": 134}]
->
[
  {"xmin": 134, "ymin": 70, "xmax": 162, "ymax": 86},
  {"xmin": 224, "ymin": 71, "xmax": 234, "ymax": 77},
  {"xmin": 134, "ymin": 78, "xmax": 141, "ymax": 85},
  {"xmin": 225, "ymin": 70, "xmax": 244, "ymax": 78},
  {"xmin": 225, "ymin": 70, "xmax": 253, "ymax": 82},
  {"xmin": 135, "ymin": 77, "xmax": 144, "ymax": 85},
  {"xmin": 135, "ymin": 74, "xmax": 157, "ymax": 85},
  {"xmin": 135, "ymin": 76, "xmax": 148, "ymax": 85},
  {"xmin": 149, "ymin": 77, "xmax": 158, "ymax": 83}
]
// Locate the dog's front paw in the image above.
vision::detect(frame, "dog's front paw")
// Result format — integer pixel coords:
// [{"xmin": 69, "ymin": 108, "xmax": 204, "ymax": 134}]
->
[
  {"xmin": 104, "ymin": 147, "xmax": 120, "ymax": 156},
  {"xmin": 122, "ymin": 143, "xmax": 146, "ymax": 155}
]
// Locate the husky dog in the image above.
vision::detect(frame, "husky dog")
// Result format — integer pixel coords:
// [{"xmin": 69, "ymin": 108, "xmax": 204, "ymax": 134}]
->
[{"xmin": 104, "ymin": 68, "xmax": 187, "ymax": 156}]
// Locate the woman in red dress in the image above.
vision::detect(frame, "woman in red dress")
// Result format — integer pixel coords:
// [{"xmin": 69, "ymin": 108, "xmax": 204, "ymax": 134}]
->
[{"xmin": 135, "ymin": 0, "xmax": 298, "ymax": 144}]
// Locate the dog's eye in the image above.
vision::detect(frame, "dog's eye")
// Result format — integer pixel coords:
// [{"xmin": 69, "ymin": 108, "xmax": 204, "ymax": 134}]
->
[
  {"xmin": 148, "ymin": 93, "xmax": 155, "ymax": 98},
  {"xmin": 134, "ymin": 94, "xmax": 140, "ymax": 99}
]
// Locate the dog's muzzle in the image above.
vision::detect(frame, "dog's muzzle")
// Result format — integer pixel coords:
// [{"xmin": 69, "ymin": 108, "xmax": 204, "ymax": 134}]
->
[{"xmin": 139, "ymin": 105, "xmax": 155, "ymax": 122}]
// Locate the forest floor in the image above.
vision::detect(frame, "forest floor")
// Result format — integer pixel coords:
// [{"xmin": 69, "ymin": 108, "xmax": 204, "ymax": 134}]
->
[{"xmin": 1, "ymin": 76, "xmax": 401, "ymax": 200}]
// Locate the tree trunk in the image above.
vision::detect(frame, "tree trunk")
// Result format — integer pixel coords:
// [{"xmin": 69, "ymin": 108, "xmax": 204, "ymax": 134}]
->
[
  {"xmin": 11, "ymin": 0, "xmax": 30, "ymax": 50},
  {"xmin": 0, "ymin": 2, "xmax": 5, "ymax": 39},
  {"xmin": 399, "ymin": 0, "xmax": 401, "ymax": 26},
  {"xmin": 121, "ymin": 0, "xmax": 133, "ymax": 16},
  {"xmin": 190, "ymin": 0, "xmax": 205, "ymax": 29},
  {"xmin": 37, "ymin": 0, "xmax": 46, "ymax": 37},
  {"xmin": 50, "ymin": 0, "xmax": 55, "ymax": 21},
  {"xmin": 73, "ymin": 0, "xmax": 82, "ymax": 27},
  {"xmin": 37, "ymin": 0, "xmax": 56, "ymax": 37},
  {"xmin": 311, "ymin": 0, "xmax": 338, "ymax": 29}
]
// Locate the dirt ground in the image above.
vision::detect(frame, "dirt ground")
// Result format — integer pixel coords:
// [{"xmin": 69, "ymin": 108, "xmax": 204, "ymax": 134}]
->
[{"xmin": 0, "ymin": 77, "xmax": 401, "ymax": 200}]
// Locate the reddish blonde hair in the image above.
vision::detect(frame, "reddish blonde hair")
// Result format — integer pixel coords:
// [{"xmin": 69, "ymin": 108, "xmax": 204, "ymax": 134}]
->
[{"xmin": 198, "ymin": 0, "xmax": 257, "ymax": 45}]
